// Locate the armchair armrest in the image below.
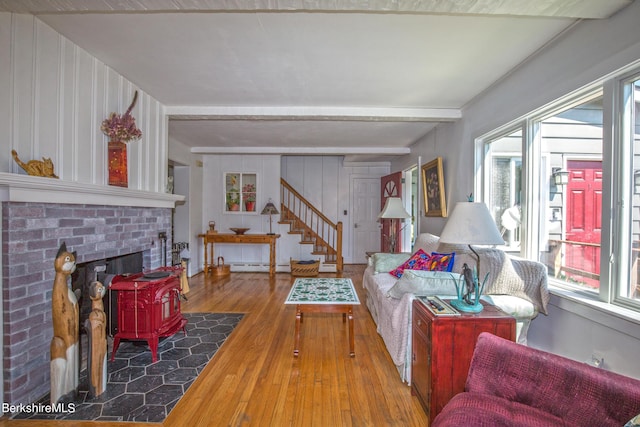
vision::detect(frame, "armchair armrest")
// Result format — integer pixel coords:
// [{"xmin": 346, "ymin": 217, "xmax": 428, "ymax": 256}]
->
[{"xmin": 466, "ymin": 333, "xmax": 640, "ymax": 427}]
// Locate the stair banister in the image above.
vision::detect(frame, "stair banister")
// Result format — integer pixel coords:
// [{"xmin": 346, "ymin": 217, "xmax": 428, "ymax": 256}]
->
[{"xmin": 280, "ymin": 178, "xmax": 343, "ymax": 272}]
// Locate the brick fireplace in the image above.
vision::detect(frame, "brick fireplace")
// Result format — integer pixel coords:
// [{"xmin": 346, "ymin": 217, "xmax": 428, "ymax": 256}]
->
[{"xmin": 0, "ymin": 175, "xmax": 182, "ymax": 405}]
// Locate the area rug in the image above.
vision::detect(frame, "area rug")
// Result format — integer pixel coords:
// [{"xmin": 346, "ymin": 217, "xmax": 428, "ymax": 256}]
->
[{"xmin": 12, "ymin": 312, "xmax": 244, "ymax": 423}]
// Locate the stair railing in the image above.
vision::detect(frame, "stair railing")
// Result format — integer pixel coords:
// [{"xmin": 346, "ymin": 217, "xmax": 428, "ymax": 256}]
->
[{"xmin": 280, "ymin": 178, "xmax": 343, "ymax": 272}]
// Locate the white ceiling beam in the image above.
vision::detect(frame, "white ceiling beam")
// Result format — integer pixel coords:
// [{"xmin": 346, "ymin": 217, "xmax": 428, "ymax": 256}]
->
[
  {"xmin": 168, "ymin": 106, "xmax": 461, "ymax": 122},
  {"xmin": 190, "ymin": 146, "xmax": 411, "ymax": 155},
  {"xmin": 0, "ymin": 0, "xmax": 630, "ymax": 18}
]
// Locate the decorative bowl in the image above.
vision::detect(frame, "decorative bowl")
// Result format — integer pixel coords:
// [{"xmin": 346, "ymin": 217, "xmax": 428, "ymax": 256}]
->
[{"xmin": 230, "ymin": 227, "xmax": 250, "ymax": 235}]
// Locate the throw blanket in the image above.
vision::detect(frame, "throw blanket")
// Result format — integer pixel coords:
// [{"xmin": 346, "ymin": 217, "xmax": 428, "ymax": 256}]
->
[
  {"xmin": 471, "ymin": 248, "xmax": 549, "ymax": 315},
  {"xmin": 386, "ymin": 293, "xmax": 415, "ymax": 369}
]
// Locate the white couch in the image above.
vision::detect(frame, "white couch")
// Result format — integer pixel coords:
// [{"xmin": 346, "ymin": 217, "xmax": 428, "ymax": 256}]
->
[{"xmin": 363, "ymin": 233, "xmax": 550, "ymax": 384}]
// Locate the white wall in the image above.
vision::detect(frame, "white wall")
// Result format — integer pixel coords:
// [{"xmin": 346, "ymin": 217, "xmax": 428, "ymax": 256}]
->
[
  {"xmin": 201, "ymin": 154, "xmax": 281, "ymax": 270},
  {"xmin": 395, "ymin": 2, "xmax": 640, "ymax": 377},
  {"xmin": 0, "ymin": 13, "xmax": 168, "ymax": 192}
]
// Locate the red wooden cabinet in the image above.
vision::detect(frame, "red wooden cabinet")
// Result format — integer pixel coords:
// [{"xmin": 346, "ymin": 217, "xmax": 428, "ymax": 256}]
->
[
  {"xmin": 110, "ymin": 267, "xmax": 187, "ymax": 362},
  {"xmin": 411, "ymin": 299, "xmax": 515, "ymax": 423}
]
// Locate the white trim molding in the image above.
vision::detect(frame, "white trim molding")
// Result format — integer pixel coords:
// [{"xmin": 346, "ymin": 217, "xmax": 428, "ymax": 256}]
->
[{"xmin": 0, "ymin": 173, "xmax": 184, "ymax": 208}]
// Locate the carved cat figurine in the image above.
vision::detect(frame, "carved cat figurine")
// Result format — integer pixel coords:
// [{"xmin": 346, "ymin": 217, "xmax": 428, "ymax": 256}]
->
[
  {"xmin": 11, "ymin": 149, "xmax": 59, "ymax": 178},
  {"xmin": 84, "ymin": 281, "xmax": 107, "ymax": 398},
  {"xmin": 50, "ymin": 242, "xmax": 79, "ymax": 404}
]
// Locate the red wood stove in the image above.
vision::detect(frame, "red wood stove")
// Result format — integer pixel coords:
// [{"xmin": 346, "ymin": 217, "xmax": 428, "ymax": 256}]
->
[{"xmin": 109, "ymin": 267, "xmax": 187, "ymax": 362}]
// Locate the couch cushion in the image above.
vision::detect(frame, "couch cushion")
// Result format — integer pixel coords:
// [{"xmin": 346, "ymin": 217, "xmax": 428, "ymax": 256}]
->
[
  {"xmin": 413, "ymin": 233, "xmax": 440, "ymax": 253},
  {"xmin": 387, "ymin": 270, "xmax": 462, "ymax": 299},
  {"xmin": 370, "ymin": 252, "xmax": 412, "ymax": 274},
  {"xmin": 431, "ymin": 392, "xmax": 573, "ymax": 427},
  {"xmin": 481, "ymin": 295, "xmax": 535, "ymax": 319}
]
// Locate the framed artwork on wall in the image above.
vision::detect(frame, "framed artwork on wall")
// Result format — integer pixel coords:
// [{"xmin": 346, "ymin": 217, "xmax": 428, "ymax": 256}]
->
[{"xmin": 422, "ymin": 157, "xmax": 447, "ymax": 217}]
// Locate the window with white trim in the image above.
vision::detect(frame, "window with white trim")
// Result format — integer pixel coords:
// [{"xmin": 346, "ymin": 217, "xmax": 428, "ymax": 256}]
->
[{"xmin": 479, "ymin": 68, "xmax": 640, "ymax": 312}]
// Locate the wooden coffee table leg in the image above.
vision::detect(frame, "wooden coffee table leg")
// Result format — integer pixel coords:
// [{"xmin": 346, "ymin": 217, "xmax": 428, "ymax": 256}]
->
[
  {"xmin": 294, "ymin": 305, "xmax": 302, "ymax": 357},
  {"xmin": 348, "ymin": 305, "xmax": 355, "ymax": 357}
]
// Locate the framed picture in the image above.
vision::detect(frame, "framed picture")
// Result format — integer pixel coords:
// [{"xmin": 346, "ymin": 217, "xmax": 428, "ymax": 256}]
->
[{"xmin": 422, "ymin": 157, "xmax": 447, "ymax": 217}]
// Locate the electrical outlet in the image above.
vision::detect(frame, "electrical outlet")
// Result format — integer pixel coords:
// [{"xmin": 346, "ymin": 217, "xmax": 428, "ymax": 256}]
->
[{"xmin": 589, "ymin": 353, "xmax": 604, "ymax": 368}]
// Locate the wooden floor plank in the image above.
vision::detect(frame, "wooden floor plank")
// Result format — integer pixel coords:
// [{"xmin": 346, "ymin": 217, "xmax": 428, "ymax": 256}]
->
[{"xmin": 0, "ymin": 265, "xmax": 428, "ymax": 426}]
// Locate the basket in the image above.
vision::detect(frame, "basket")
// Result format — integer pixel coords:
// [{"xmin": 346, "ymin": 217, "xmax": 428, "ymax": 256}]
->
[
  {"xmin": 290, "ymin": 258, "xmax": 320, "ymax": 277},
  {"xmin": 211, "ymin": 256, "xmax": 230, "ymax": 277}
]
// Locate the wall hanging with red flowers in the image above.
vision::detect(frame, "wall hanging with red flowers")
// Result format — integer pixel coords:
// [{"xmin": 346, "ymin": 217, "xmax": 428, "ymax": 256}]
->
[{"xmin": 101, "ymin": 91, "xmax": 142, "ymax": 187}]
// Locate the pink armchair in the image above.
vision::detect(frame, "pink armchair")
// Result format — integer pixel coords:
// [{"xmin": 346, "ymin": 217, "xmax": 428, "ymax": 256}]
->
[{"xmin": 432, "ymin": 332, "xmax": 640, "ymax": 427}]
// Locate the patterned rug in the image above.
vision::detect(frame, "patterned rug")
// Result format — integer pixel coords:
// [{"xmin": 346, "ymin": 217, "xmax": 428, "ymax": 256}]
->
[
  {"xmin": 12, "ymin": 312, "xmax": 243, "ymax": 423},
  {"xmin": 285, "ymin": 278, "xmax": 360, "ymax": 304}
]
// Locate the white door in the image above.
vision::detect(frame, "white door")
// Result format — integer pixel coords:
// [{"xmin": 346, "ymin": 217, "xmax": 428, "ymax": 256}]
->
[{"xmin": 352, "ymin": 177, "xmax": 381, "ymax": 263}]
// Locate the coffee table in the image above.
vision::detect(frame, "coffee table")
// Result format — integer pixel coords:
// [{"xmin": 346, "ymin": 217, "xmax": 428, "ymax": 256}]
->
[{"xmin": 285, "ymin": 278, "xmax": 360, "ymax": 357}]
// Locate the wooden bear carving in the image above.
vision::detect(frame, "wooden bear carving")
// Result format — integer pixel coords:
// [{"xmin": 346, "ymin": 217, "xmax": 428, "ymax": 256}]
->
[
  {"xmin": 84, "ymin": 281, "xmax": 107, "ymax": 397},
  {"xmin": 50, "ymin": 242, "xmax": 79, "ymax": 404}
]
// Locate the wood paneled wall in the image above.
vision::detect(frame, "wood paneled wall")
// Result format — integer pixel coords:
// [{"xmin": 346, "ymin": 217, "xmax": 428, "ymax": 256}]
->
[{"xmin": 0, "ymin": 13, "xmax": 168, "ymax": 192}]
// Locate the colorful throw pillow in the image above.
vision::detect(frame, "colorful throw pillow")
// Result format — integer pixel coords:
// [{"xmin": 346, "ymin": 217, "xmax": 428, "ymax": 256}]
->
[
  {"xmin": 428, "ymin": 252, "xmax": 455, "ymax": 272},
  {"xmin": 389, "ymin": 249, "xmax": 432, "ymax": 278}
]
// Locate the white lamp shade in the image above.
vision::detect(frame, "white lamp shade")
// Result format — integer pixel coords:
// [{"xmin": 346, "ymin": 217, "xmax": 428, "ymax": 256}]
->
[
  {"xmin": 378, "ymin": 197, "xmax": 411, "ymax": 219},
  {"xmin": 439, "ymin": 202, "xmax": 504, "ymax": 246}
]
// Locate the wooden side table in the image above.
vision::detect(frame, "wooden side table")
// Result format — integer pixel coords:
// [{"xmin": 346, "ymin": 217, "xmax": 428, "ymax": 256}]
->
[{"xmin": 411, "ymin": 299, "xmax": 515, "ymax": 421}]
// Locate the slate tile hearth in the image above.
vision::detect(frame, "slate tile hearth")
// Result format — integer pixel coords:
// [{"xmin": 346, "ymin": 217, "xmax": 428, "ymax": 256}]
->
[{"xmin": 13, "ymin": 312, "xmax": 244, "ymax": 423}]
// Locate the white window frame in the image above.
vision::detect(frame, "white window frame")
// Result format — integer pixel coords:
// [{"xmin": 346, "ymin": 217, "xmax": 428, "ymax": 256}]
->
[{"xmin": 476, "ymin": 71, "xmax": 640, "ymax": 315}]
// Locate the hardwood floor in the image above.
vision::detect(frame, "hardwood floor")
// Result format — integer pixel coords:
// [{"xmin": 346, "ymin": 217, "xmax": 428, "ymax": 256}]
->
[{"xmin": 2, "ymin": 265, "xmax": 428, "ymax": 426}]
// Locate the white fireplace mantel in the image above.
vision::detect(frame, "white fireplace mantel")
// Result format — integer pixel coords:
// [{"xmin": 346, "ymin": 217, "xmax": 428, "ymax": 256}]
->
[{"xmin": 0, "ymin": 172, "xmax": 185, "ymax": 208}]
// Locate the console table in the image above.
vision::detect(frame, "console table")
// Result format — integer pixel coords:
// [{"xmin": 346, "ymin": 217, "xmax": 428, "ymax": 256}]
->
[{"xmin": 199, "ymin": 232, "xmax": 280, "ymax": 276}]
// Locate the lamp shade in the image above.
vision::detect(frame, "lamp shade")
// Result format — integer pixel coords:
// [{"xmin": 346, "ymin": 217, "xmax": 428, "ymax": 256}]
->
[
  {"xmin": 378, "ymin": 197, "xmax": 411, "ymax": 219},
  {"xmin": 261, "ymin": 200, "xmax": 279, "ymax": 215},
  {"xmin": 439, "ymin": 202, "xmax": 504, "ymax": 246}
]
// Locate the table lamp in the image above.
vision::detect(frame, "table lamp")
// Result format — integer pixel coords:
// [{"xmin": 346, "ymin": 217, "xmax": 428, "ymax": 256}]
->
[
  {"xmin": 261, "ymin": 199, "xmax": 280, "ymax": 235},
  {"xmin": 439, "ymin": 201, "xmax": 504, "ymax": 313},
  {"xmin": 378, "ymin": 197, "xmax": 411, "ymax": 253}
]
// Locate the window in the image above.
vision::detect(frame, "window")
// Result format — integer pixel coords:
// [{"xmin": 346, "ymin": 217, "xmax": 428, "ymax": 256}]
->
[
  {"xmin": 479, "ymin": 69, "xmax": 640, "ymax": 313},
  {"xmin": 619, "ymin": 76, "xmax": 640, "ymax": 304},
  {"xmin": 482, "ymin": 129, "xmax": 523, "ymax": 252},
  {"xmin": 224, "ymin": 172, "xmax": 257, "ymax": 213},
  {"xmin": 537, "ymin": 95, "xmax": 604, "ymax": 292}
]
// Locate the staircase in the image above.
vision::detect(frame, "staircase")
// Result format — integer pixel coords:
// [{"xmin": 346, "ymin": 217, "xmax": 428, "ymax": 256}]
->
[{"xmin": 280, "ymin": 178, "xmax": 343, "ymax": 272}]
